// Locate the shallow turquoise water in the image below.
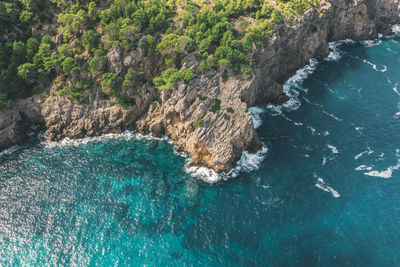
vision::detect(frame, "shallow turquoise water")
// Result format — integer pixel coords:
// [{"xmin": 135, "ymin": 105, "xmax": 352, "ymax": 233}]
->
[{"xmin": 1, "ymin": 36, "xmax": 400, "ymax": 266}]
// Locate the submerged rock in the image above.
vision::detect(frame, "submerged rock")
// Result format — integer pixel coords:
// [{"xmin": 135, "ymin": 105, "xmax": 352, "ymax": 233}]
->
[{"xmin": 178, "ymin": 179, "xmax": 200, "ymax": 208}]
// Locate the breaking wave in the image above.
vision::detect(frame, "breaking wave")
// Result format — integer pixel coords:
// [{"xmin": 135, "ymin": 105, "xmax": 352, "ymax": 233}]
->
[
  {"xmin": 314, "ymin": 173, "xmax": 340, "ymax": 198},
  {"xmin": 0, "ymin": 145, "xmax": 20, "ymax": 158}
]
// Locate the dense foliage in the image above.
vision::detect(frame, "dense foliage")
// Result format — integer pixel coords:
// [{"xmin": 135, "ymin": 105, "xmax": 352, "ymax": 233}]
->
[{"xmin": 0, "ymin": 0, "xmax": 320, "ymax": 107}]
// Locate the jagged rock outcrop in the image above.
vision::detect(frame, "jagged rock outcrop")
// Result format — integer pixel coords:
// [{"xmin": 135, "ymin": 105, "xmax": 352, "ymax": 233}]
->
[
  {"xmin": 1, "ymin": 0, "xmax": 400, "ymax": 173},
  {"xmin": 0, "ymin": 96, "xmax": 43, "ymax": 151},
  {"xmin": 139, "ymin": 0, "xmax": 400, "ymax": 172}
]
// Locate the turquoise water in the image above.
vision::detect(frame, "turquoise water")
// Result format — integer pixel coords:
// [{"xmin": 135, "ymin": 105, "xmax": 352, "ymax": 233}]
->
[{"xmin": 1, "ymin": 36, "xmax": 400, "ymax": 266}]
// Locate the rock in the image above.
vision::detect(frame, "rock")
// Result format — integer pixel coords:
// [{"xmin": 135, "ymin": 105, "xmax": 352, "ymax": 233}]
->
[
  {"xmin": 0, "ymin": 96, "xmax": 44, "ymax": 151},
  {"xmin": 123, "ymin": 56, "xmax": 133, "ymax": 67},
  {"xmin": 2, "ymin": 0, "xmax": 400, "ymax": 175},
  {"xmin": 107, "ymin": 47, "xmax": 123, "ymax": 74},
  {"xmin": 178, "ymin": 178, "xmax": 200, "ymax": 208}
]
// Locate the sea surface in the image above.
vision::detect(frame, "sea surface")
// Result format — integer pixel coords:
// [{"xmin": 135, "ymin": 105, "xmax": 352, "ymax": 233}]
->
[{"xmin": 1, "ymin": 31, "xmax": 400, "ymax": 266}]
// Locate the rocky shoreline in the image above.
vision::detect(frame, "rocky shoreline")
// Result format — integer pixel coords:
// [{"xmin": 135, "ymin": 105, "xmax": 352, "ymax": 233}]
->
[{"xmin": 1, "ymin": 0, "xmax": 400, "ymax": 173}]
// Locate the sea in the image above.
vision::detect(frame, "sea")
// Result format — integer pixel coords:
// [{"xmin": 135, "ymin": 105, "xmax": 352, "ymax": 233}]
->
[{"xmin": 1, "ymin": 27, "xmax": 400, "ymax": 266}]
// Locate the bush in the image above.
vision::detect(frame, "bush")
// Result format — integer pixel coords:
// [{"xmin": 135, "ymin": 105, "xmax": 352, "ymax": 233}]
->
[
  {"xmin": 183, "ymin": 68, "xmax": 194, "ymax": 83},
  {"xmin": 210, "ymin": 99, "xmax": 221, "ymax": 113},
  {"xmin": 101, "ymin": 73, "xmax": 118, "ymax": 95},
  {"xmin": 89, "ymin": 56, "xmax": 106, "ymax": 75}
]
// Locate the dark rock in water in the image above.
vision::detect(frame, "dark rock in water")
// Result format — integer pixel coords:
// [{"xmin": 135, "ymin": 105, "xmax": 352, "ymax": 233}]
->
[
  {"xmin": 178, "ymin": 178, "xmax": 200, "ymax": 208},
  {"xmin": 171, "ymin": 252, "xmax": 182, "ymax": 260},
  {"xmin": 138, "ymin": 171, "xmax": 155, "ymax": 194},
  {"xmin": 122, "ymin": 184, "xmax": 137, "ymax": 195},
  {"xmin": 166, "ymin": 171, "xmax": 186, "ymax": 186},
  {"xmin": 155, "ymin": 178, "xmax": 167, "ymax": 198}
]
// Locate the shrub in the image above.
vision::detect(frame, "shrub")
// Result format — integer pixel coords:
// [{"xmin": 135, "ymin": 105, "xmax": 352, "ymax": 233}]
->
[
  {"xmin": 194, "ymin": 119, "xmax": 204, "ymax": 129},
  {"xmin": 101, "ymin": 73, "xmax": 118, "ymax": 95},
  {"xmin": 210, "ymin": 99, "xmax": 221, "ymax": 113},
  {"xmin": 183, "ymin": 68, "xmax": 195, "ymax": 83}
]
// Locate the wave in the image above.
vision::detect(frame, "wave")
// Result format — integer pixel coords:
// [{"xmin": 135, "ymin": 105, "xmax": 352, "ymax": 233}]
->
[
  {"xmin": 392, "ymin": 24, "xmax": 400, "ymax": 36},
  {"xmin": 357, "ymin": 149, "xmax": 400, "ymax": 179},
  {"xmin": 314, "ymin": 173, "xmax": 340, "ymax": 198},
  {"xmin": 354, "ymin": 146, "xmax": 374, "ymax": 160},
  {"xmin": 185, "ymin": 143, "xmax": 269, "ymax": 183},
  {"xmin": 0, "ymin": 145, "xmax": 20, "ymax": 158},
  {"xmin": 326, "ymin": 39, "xmax": 355, "ymax": 61},
  {"xmin": 355, "ymin": 165, "xmax": 372, "ymax": 171},
  {"xmin": 248, "ymin": 107, "xmax": 265, "ymax": 129},
  {"xmin": 43, "ymin": 131, "xmax": 173, "ymax": 149},
  {"xmin": 363, "ymin": 164, "xmax": 400, "ymax": 179},
  {"xmin": 327, "ymin": 144, "xmax": 339, "ymax": 154}
]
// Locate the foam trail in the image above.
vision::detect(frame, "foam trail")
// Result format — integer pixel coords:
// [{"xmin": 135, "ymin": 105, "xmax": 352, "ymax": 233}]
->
[
  {"xmin": 354, "ymin": 146, "xmax": 374, "ymax": 160},
  {"xmin": 327, "ymin": 144, "xmax": 339, "ymax": 154},
  {"xmin": 363, "ymin": 164, "xmax": 400, "ymax": 179},
  {"xmin": 266, "ymin": 58, "xmax": 319, "ymax": 115},
  {"xmin": 363, "ymin": 59, "xmax": 387, "ymax": 72},
  {"xmin": 361, "ymin": 39, "xmax": 382, "ymax": 48},
  {"xmin": 355, "ymin": 165, "xmax": 372, "ymax": 171},
  {"xmin": 314, "ymin": 173, "xmax": 340, "ymax": 198},
  {"xmin": 43, "ymin": 130, "xmax": 172, "ymax": 148},
  {"xmin": 303, "ymin": 96, "xmax": 343, "ymax": 121},
  {"xmin": 393, "ymin": 83, "xmax": 400, "ymax": 96},
  {"xmin": 360, "ymin": 149, "xmax": 400, "ymax": 179},
  {"xmin": 0, "ymin": 145, "xmax": 20, "ymax": 158}
]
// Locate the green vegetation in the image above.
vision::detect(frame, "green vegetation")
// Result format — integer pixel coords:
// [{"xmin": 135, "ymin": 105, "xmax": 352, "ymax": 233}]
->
[
  {"xmin": 210, "ymin": 99, "xmax": 221, "ymax": 113},
  {"xmin": 226, "ymin": 107, "xmax": 234, "ymax": 113},
  {"xmin": 153, "ymin": 68, "xmax": 194, "ymax": 90},
  {"xmin": 193, "ymin": 118, "xmax": 204, "ymax": 129},
  {"xmin": 0, "ymin": 0, "xmax": 320, "ymax": 107}
]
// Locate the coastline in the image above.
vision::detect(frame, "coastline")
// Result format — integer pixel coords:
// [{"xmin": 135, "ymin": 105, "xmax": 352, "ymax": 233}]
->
[
  {"xmin": 3, "ymin": 26, "xmax": 399, "ymax": 183},
  {"xmin": 1, "ymin": 0, "xmax": 400, "ymax": 175}
]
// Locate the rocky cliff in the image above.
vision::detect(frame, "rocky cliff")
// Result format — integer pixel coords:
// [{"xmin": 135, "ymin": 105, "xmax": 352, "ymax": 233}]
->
[{"xmin": 1, "ymin": 0, "xmax": 400, "ymax": 173}]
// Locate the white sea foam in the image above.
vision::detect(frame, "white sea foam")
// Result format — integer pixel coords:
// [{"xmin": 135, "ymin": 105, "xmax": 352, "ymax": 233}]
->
[
  {"xmin": 248, "ymin": 107, "xmax": 265, "ymax": 129},
  {"xmin": 265, "ymin": 58, "xmax": 319, "ymax": 116},
  {"xmin": 392, "ymin": 24, "xmax": 400, "ymax": 35},
  {"xmin": 184, "ymin": 165, "xmax": 221, "ymax": 183},
  {"xmin": 358, "ymin": 149, "xmax": 400, "ymax": 179},
  {"xmin": 228, "ymin": 144, "xmax": 269, "ymax": 177},
  {"xmin": 364, "ymin": 165, "xmax": 399, "ymax": 179},
  {"xmin": 355, "ymin": 165, "xmax": 372, "ymax": 171},
  {"xmin": 363, "ymin": 59, "xmax": 387, "ymax": 72},
  {"xmin": 43, "ymin": 130, "xmax": 172, "ymax": 148},
  {"xmin": 393, "ymin": 84, "xmax": 400, "ymax": 96},
  {"xmin": 314, "ymin": 174, "xmax": 340, "ymax": 198},
  {"xmin": 185, "ymin": 143, "xmax": 269, "ymax": 183},
  {"xmin": 326, "ymin": 39, "xmax": 355, "ymax": 61},
  {"xmin": 327, "ymin": 144, "xmax": 339, "ymax": 154},
  {"xmin": 361, "ymin": 39, "xmax": 382, "ymax": 48},
  {"xmin": 0, "ymin": 145, "xmax": 20, "ymax": 158},
  {"xmin": 354, "ymin": 146, "xmax": 374, "ymax": 160}
]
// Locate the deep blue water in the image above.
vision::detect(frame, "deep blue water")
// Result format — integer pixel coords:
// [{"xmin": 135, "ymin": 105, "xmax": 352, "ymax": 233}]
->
[{"xmin": 1, "ymin": 36, "xmax": 400, "ymax": 266}]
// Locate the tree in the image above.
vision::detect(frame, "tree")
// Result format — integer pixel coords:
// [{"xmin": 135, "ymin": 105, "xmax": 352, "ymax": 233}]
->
[
  {"xmin": 101, "ymin": 73, "xmax": 118, "ymax": 95},
  {"xmin": 89, "ymin": 55, "xmax": 106, "ymax": 76},
  {"xmin": 82, "ymin": 30, "xmax": 99, "ymax": 52}
]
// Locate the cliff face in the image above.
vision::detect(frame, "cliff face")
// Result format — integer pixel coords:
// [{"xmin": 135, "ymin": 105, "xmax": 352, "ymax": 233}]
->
[{"xmin": 1, "ymin": 0, "xmax": 400, "ymax": 172}]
